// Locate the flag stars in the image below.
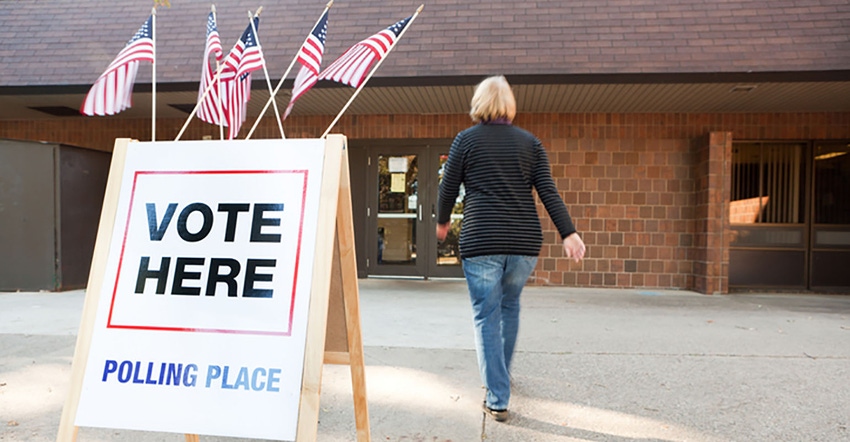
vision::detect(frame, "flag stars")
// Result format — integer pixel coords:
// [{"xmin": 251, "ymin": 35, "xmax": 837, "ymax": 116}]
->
[
  {"xmin": 387, "ymin": 17, "xmax": 410, "ymax": 36},
  {"xmin": 313, "ymin": 14, "xmax": 328, "ymax": 42},
  {"xmin": 128, "ymin": 18, "xmax": 153, "ymax": 44}
]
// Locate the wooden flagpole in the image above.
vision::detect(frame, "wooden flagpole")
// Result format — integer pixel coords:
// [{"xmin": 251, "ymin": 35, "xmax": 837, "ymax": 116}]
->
[
  {"xmin": 151, "ymin": 6, "xmax": 157, "ymax": 141},
  {"xmin": 212, "ymin": 4, "xmax": 225, "ymax": 140},
  {"xmin": 176, "ymin": 4, "xmax": 237, "ymax": 142},
  {"xmin": 320, "ymin": 4, "xmax": 424, "ymax": 139},
  {"xmin": 175, "ymin": 61, "xmax": 227, "ymax": 141},
  {"xmin": 245, "ymin": 0, "xmax": 333, "ymax": 140},
  {"xmin": 249, "ymin": 7, "xmax": 286, "ymax": 139}
]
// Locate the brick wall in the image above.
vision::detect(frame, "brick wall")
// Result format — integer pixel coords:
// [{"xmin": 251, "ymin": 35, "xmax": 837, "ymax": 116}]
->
[
  {"xmin": 692, "ymin": 132, "xmax": 732, "ymax": 295},
  {"xmin": 2, "ymin": 112, "xmax": 848, "ymax": 292}
]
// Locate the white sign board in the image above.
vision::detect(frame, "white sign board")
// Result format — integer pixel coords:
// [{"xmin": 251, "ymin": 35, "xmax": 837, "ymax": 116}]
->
[{"xmin": 74, "ymin": 139, "xmax": 325, "ymax": 441}]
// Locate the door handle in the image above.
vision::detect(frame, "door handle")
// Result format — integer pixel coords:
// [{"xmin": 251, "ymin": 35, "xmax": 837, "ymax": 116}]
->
[{"xmin": 418, "ymin": 204, "xmax": 422, "ymax": 222}]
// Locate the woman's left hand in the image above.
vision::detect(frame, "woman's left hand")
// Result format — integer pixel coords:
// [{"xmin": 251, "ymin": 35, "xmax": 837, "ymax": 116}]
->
[{"xmin": 563, "ymin": 233, "xmax": 586, "ymax": 263}]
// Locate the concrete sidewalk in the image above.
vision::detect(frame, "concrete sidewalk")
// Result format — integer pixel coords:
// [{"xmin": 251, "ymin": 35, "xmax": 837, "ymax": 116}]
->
[{"xmin": 1, "ymin": 279, "xmax": 849, "ymax": 441}]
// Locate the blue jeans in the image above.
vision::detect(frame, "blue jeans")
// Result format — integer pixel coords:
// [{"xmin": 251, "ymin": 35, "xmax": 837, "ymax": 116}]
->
[{"xmin": 462, "ymin": 254, "xmax": 538, "ymax": 410}]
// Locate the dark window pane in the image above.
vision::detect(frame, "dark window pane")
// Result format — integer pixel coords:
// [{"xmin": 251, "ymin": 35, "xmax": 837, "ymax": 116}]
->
[{"xmin": 814, "ymin": 143, "xmax": 850, "ymax": 224}]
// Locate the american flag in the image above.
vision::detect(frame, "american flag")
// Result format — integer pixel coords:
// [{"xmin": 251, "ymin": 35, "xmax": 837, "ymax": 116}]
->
[
  {"xmin": 318, "ymin": 16, "xmax": 410, "ymax": 88},
  {"xmin": 284, "ymin": 10, "xmax": 329, "ymax": 120},
  {"xmin": 220, "ymin": 16, "xmax": 264, "ymax": 139},
  {"xmin": 80, "ymin": 15, "xmax": 154, "ymax": 116},
  {"xmin": 197, "ymin": 12, "xmax": 225, "ymax": 126}
]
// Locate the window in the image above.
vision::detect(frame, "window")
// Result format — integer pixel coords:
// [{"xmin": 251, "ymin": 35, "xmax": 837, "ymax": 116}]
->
[
  {"xmin": 813, "ymin": 142, "xmax": 850, "ymax": 225},
  {"xmin": 731, "ymin": 143, "xmax": 805, "ymax": 224}
]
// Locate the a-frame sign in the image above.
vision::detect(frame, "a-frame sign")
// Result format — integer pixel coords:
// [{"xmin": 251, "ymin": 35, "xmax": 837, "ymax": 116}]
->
[{"xmin": 58, "ymin": 135, "xmax": 369, "ymax": 441}]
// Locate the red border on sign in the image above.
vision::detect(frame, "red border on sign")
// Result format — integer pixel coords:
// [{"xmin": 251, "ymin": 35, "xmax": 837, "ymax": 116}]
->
[{"xmin": 106, "ymin": 170, "xmax": 310, "ymax": 336}]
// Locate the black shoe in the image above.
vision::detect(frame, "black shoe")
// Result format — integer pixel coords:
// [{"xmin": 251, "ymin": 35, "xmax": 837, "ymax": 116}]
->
[{"xmin": 482, "ymin": 402, "xmax": 509, "ymax": 422}]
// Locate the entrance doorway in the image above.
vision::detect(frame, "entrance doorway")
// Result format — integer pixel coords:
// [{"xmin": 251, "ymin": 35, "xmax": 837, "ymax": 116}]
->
[
  {"xmin": 729, "ymin": 141, "xmax": 850, "ymax": 291},
  {"xmin": 356, "ymin": 140, "xmax": 464, "ymax": 279}
]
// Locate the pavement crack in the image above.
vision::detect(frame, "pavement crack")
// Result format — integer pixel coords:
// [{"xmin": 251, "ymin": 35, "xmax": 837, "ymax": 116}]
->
[{"xmin": 522, "ymin": 350, "xmax": 850, "ymax": 360}]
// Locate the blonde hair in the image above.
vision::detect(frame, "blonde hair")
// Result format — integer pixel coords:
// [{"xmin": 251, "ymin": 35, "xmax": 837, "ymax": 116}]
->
[{"xmin": 469, "ymin": 76, "xmax": 517, "ymax": 123}]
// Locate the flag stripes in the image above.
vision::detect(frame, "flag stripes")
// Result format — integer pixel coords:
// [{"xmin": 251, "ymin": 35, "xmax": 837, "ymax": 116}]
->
[
  {"xmin": 221, "ymin": 18, "xmax": 264, "ymax": 81},
  {"xmin": 298, "ymin": 36, "xmax": 324, "ymax": 73},
  {"xmin": 80, "ymin": 16, "xmax": 154, "ymax": 116},
  {"xmin": 197, "ymin": 12, "xmax": 225, "ymax": 126},
  {"xmin": 318, "ymin": 16, "xmax": 409, "ymax": 89},
  {"xmin": 219, "ymin": 16, "xmax": 263, "ymax": 139},
  {"xmin": 284, "ymin": 9, "xmax": 328, "ymax": 120},
  {"xmin": 318, "ymin": 44, "xmax": 373, "ymax": 88}
]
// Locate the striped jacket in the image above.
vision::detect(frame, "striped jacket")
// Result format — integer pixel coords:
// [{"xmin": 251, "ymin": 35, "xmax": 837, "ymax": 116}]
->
[{"xmin": 437, "ymin": 122, "xmax": 577, "ymax": 258}]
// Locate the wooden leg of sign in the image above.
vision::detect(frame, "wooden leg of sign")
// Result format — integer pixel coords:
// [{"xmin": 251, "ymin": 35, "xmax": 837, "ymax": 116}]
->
[
  {"xmin": 57, "ymin": 139, "xmax": 132, "ymax": 442},
  {"xmin": 184, "ymin": 435, "xmax": 200, "ymax": 442},
  {"xmin": 336, "ymin": 148, "xmax": 371, "ymax": 442},
  {"xmin": 296, "ymin": 137, "xmax": 344, "ymax": 441}
]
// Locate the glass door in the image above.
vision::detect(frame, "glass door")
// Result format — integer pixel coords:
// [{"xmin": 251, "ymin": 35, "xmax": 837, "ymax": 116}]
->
[
  {"xmin": 810, "ymin": 141, "xmax": 850, "ymax": 290},
  {"xmin": 365, "ymin": 143, "xmax": 464, "ymax": 278},
  {"xmin": 729, "ymin": 142, "xmax": 808, "ymax": 288},
  {"xmin": 372, "ymin": 151, "xmax": 424, "ymax": 277}
]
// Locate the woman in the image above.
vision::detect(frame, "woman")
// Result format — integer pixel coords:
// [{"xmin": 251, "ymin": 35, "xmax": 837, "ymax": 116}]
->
[{"xmin": 436, "ymin": 75, "xmax": 586, "ymax": 422}]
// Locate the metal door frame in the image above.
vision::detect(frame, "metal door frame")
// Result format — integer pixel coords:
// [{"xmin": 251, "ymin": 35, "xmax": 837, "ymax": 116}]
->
[
  {"xmin": 361, "ymin": 139, "xmax": 462, "ymax": 279},
  {"xmin": 808, "ymin": 139, "xmax": 850, "ymax": 291},
  {"xmin": 730, "ymin": 139, "xmax": 850, "ymax": 292}
]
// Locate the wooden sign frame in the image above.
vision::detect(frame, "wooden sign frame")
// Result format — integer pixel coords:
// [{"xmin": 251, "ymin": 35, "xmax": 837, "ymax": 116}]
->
[{"xmin": 58, "ymin": 135, "xmax": 369, "ymax": 442}]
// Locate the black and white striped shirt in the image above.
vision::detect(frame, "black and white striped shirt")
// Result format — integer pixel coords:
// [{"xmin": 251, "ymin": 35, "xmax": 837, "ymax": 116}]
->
[{"xmin": 437, "ymin": 123, "xmax": 577, "ymax": 258}]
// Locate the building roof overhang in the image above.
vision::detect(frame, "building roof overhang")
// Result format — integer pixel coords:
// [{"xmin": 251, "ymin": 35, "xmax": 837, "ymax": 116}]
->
[
  {"xmin": 2, "ymin": 71, "xmax": 849, "ymax": 121},
  {"xmin": 2, "ymin": 0, "xmax": 848, "ymax": 120}
]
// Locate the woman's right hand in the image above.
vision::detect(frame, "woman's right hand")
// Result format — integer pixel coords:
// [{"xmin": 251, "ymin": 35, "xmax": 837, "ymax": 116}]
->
[{"xmin": 436, "ymin": 222, "xmax": 450, "ymax": 241}]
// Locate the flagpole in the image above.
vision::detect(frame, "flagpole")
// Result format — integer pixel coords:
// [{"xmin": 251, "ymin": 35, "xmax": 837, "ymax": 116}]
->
[
  {"xmin": 212, "ymin": 4, "xmax": 225, "ymax": 140},
  {"xmin": 249, "ymin": 7, "xmax": 286, "ymax": 139},
  {"xmin": 321, "ymin": 5, "xmax": 423, "ymax": 138},
  {"xmin": 175, "ymin": 63, "xmax": 227, "ymax": 141},
  {"xmin": 177, "ymin": 5, "xmax": 226, "ymax": 142},
  {"xmin": 151, "ymin": 6, "xmax": 157, "ymax": 141},
  {"xmin": 245, "ymin": 0, "xmax": 333, "ymax": 140},
  {"xmin": 176, "ymin": 8, "xmax": 270, "ymax": 142}
]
